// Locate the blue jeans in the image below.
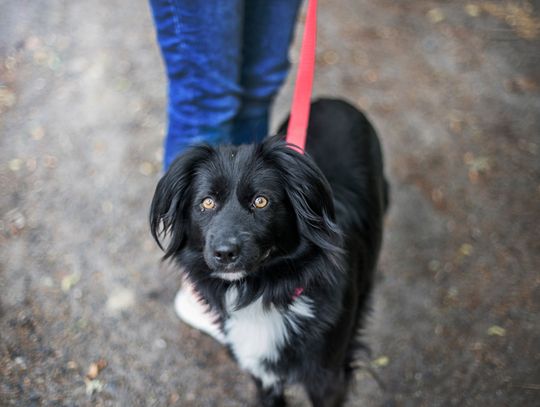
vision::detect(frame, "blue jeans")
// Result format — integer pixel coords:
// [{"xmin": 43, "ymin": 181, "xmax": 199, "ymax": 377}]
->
[{"xmin": 149, "ymin": 0, "xmax": 302, "ymax": 169}]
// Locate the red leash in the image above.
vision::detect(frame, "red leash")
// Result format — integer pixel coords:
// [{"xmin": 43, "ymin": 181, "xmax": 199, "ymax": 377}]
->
[
  {"xmin": 286, "ymin": 0, "xmax": 318, "ymax": 154},
  {"xmin": 286, "ymin": 1, "xmax": 318, "ymax": 300}
]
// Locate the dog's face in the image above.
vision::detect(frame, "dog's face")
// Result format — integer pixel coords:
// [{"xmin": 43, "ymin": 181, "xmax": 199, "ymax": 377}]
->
[
  {"xmin": 187, "ymin": 144, "xmax": 298, "ymax": 281},
  {"xmin": 150, "ymin": 138, "xmax": 340, "ymax": 282}
]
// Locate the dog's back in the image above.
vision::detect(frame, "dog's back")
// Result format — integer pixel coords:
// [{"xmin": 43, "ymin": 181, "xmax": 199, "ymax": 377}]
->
[{"xmin": 282, "ymin": 98, "xmax": 388, "ymax": 390}]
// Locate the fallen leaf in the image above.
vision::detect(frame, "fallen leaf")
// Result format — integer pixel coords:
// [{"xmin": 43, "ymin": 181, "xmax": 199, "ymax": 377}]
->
[
  {"xmin": 61, "ymin": 273, "xmax": 80, "ymax": 292},
  {"xmin": 43, "ymin": 155, "xmax": 58, "ymax": 169},
  {"xmin": 86, "ymin": 359, "xmax": 106, "ymax": 379},
  {"xmin": 8, "ymin": 158, "xmax": 23, "ymax": 172},
  {"xmin": 84, "ymin": 378, "xmax": 104, "ymax": 395},
  {"xmin": 481, "ymin": 2, "xmax": 540, "ymax": 40},
  {"xmin": 0, "ymin": 88, "xmax": 16, "ymax": 110},
  {"xmin": 487, "ymin": 325, "xmax": 506, "ymax": 336},
  {"xmin": 87, "ymin": 363, "xmax": 99, "ymax": 379},
  {"xmin": 427, "ymin": 8, "xmax": 445, "ymax": 23},
  {"xmin": 465, "ymin": 4, "xmax": 481, "ymax": 17},
  {"xmin": 372, "ymin": 356, "xmax": 390, "ymax": 367},
  {"xmin": 505, "ymin": 76, "xmax": 539, "ymax": 93},
  {"xmin": 96, "ymin": 359, "xmax": 108, "ymax": 371},
  {"xmin": 169, "ymin": 392, "xmax": 180, "ymax": 404},
  {"xmin": 459, "ymin": 243, "xmax": 474, "ymax": 256}
]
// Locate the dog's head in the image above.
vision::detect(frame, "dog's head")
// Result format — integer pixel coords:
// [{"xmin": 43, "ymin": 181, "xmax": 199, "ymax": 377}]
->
[{"xmin": 150, "ymin": 137, "xmax": 341, "ymax": 282}]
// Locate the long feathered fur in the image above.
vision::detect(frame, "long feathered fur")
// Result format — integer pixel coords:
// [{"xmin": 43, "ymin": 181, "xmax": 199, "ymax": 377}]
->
[{"xmin": 149, "ymin": 99, "xmax": 388, "ymax": 407}]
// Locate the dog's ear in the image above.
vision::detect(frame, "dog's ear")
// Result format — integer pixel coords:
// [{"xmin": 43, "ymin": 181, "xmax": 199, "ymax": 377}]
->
[
  {"xmin": 149, "ymin": 145, "xmax": 213, "ymax": 259},
  {"xmin": 261, "ymin": 138, "xmax": 342, "ymax": 255}
]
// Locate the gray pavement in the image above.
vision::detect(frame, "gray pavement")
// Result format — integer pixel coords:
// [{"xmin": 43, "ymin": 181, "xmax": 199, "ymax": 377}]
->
[{"xmin": 1, "ymin": 0, "xmax": 539, "ymax": 406}]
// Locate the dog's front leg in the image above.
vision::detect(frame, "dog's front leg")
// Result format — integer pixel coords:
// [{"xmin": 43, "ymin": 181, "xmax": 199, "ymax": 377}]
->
[{"xmin": 253, "ymin": 376, "xmax": 286, "ymax": 407}]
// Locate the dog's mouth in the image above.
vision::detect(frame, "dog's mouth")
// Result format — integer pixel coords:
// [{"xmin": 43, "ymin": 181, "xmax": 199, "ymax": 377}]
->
[
  {"xmin": 209, "ymin": 248, "xmax": 274, "ymax": 281},
  {"xmin": 211, "ymin": 270, "xmax": 247, "ymax": 281}
]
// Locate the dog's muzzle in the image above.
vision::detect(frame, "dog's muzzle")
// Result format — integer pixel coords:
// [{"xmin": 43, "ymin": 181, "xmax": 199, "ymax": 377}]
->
[{"xmin": 204, "ymin": 231, "xmax": 246, "ymax": 271}]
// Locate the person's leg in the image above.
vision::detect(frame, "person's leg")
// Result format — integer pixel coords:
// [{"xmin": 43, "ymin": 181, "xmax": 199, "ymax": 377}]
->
[
  {"xmin": 231, "ymin": 0, "xmax": 303, "ymax": 144},
  {"xmin": 149, "ymin": 0, "xmax": 244, "ymax": 343},
  {"xmin": 149, "ymin": 0, "xmax": 244, "ymax": 169}
]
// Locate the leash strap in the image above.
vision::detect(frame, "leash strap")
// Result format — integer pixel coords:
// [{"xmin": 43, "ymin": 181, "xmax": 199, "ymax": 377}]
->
[{"xmin": 286, "ymin": 0, "xmax": 317, "ymax": 154}]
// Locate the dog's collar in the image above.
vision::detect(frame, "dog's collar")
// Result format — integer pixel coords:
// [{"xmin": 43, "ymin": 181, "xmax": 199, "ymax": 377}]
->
[{"xmin": 292, "ymin": 287, "xmax": 304, "ymax": 300}]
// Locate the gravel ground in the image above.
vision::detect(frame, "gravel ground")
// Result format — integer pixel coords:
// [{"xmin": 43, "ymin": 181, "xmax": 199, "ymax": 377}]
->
[{"xmin": 1, "ymin": 0, "xmax": 539, "ymax": 406}]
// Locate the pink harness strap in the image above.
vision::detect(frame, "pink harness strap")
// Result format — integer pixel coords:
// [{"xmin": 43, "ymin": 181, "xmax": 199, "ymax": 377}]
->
[{"xmin": 292, "ymin": 287, "xmax": 305, "ymax": 301}]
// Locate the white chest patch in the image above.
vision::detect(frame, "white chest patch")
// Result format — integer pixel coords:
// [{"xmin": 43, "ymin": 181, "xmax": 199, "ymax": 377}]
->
[{"xmin": 223, "ymin": 288, "xmax": 314, "ymax": 388}]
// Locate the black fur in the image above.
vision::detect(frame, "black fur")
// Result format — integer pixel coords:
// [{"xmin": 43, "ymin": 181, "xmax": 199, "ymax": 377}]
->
[{"xmin": 150, "ymin": 99, "xmax": 388, "ymax": 407}]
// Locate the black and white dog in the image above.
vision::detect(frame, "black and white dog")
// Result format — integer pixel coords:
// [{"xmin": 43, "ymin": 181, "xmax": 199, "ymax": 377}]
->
[{"xmin": 150, "ymin": 99, "xmax": 388, "ymax": 407}]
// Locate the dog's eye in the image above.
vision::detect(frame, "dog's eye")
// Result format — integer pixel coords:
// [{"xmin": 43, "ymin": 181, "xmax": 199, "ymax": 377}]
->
[
  {"xmin": 253, "ymin": 196, "xmax": 268, "ymax": 209},
  {"xmin": 201, "ymin": 197, "xmax": 216, "ymax": 210}
]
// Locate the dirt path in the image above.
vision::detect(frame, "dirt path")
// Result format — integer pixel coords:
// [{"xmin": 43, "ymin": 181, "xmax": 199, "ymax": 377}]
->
[{"xmin": 1, "ymin": 0, "xmax": 539, "ymax": 405}]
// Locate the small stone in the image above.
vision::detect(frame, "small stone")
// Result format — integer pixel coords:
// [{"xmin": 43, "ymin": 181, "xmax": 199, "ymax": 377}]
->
[
  {"xmin": 25, "ymin": 36, "xmax": 42, "ymax": 50},
  {"xmin": 154, "ymin": 338, "xmax": 167, "ymax": 349},
  {"xmin": 322, "ymin": 50, "xmax": 339, "ymax": 65},
  {"xmin": 154, "ymin": 148, "xmax": 164, "ymax": 162},
  {"xmin": 41, "ymin": 276, "xmax": 54, "ymax": 287},
  {"xmin": 447, "ymin": 287, "xmax": 458, "ymax": 299},
  {"xmin": 31, "ymin": 126, "xmax": 45, "ymax": 140},
  {"xmin": 364, "ymin": 70, "xmax": 379, "ymax": 83},
  {"xmin": 93, "ymin": 141, "xmax": 106, "ymax": 153},
  {"xmin": 6, "ymin": 209, "xmax": 26, "ymax": 232},
  {"xmin": 101, "ymin": 201, "xmax": 113, "ymax": 214},
  {"xmin": 14, "ymin": 357, "xmax": 27, "ymax": 369},
  {"xmin": 431, "ymin": 188, "xmax": 444, "ymax": 205},
  {"xmin": 43, "ymin": 155, "xmax": 58, "ymax": 169},
  {"xmin": 67, "ymin": 361, "xmax": 78, "ymax": 370},
  {"xmin": 428, "ymin": 260, "xmax": 441, "ymax": 272},
  {"xmin": 106, "ymin": 288, "xmax": 135, "ymax": 314},
  {"xmin": 139, "ymin": 161, "xmax": 155, "ymax": 176},
  {"xmin": 26, "ymin": 158, "xmax": 37, "ymax": 172},
  {"xmin": 73, "ymin": 288, "xmax": 83, "ymax": 299},
  {"xmin": 169, "ymin": 392, "xmax": 180, "ymax": 404}
]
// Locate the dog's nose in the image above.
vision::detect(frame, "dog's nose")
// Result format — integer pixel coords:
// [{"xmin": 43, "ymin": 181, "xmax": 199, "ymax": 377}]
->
[{"xmin": 213, "ymin": 242, "xmax": 240, "ymax": 264}]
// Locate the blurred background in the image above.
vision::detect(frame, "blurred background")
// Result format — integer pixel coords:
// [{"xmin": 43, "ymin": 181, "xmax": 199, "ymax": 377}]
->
[{"xmin": 1, "ymin": 0, "xmax": 539, "ymax": 405}]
